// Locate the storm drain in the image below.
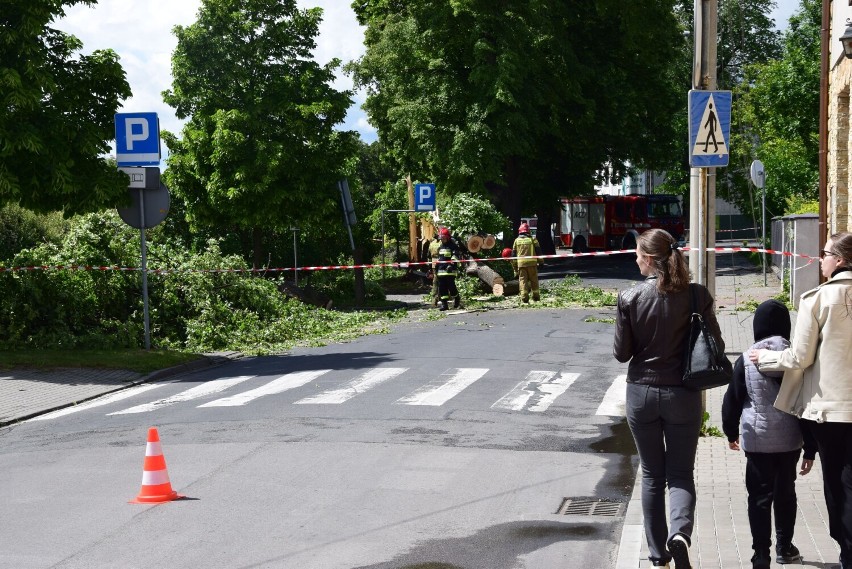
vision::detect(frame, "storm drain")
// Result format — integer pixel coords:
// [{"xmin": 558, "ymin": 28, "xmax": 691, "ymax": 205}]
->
[{"xmin": 556, "ymin": 497, "xmax": 624, "ymax": 517}]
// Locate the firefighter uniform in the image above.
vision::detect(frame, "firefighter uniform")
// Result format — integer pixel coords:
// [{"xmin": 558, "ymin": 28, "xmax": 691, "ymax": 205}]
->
[
  {"xmin": 436, "ymin": 236, "xmax": 461, "ymax": 311},
  {"xmin": 512, "ymin": 223, "xmax": 542, "ymax": 303},
  {"xmin": 428, "ymin": 236, "xmax": 442, "ymax": 306}
]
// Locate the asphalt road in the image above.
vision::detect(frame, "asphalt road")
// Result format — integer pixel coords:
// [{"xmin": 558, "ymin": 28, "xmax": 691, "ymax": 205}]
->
[{"xmin": 2, "ymin": 307, "xmax": 637, "ymax": 569}]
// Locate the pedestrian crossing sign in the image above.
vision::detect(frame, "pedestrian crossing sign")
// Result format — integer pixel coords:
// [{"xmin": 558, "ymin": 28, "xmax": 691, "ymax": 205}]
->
[{"xmin": 688, "ymin": 90, "xmax": 731, "ymax": 167}]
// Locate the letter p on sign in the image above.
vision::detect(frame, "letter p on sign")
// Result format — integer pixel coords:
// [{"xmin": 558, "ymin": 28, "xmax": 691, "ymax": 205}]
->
[
  {"xmin": 415, "ymin": 183, "xmax": 436, "ymax": 211},
  {"xmin": 115, "ymin": 112, "xmax": 161, "ymax": 166}
]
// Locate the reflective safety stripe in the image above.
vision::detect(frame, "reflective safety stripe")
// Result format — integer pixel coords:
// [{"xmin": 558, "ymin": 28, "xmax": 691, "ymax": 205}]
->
[
  {"xmin": 142, "ymin": 469, "xmax": 171, "ymax": 486},
  {"xmin": 145, "ymin": 441, "xmax": 163, "ymax": 456}
]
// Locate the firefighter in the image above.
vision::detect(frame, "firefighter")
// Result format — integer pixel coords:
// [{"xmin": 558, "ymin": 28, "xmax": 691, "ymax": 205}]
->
[
  {"xmin": 427, "ymin": 231, "xmax": 443, "ymax": 307},
  {"xmin": 435, "ymin": 227, "xmax": 461, "ymax": 311},
  {"xmin": 512, "ymin": 222, "xmax": 542, "ymax": 303}
]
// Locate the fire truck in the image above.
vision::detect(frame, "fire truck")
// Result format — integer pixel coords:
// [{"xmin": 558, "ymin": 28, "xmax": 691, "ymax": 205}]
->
[{"xmin": 557, "ymin": 193, "xmax": 684, "ymax": 253}]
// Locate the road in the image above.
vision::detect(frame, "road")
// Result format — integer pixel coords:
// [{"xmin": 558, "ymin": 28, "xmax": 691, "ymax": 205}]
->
[{"xmin": 1, "ymin": 277, "xmax": 643, "ymax": 568}]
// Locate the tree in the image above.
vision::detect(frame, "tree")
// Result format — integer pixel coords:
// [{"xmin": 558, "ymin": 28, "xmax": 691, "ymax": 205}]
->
[
  {"xmin": 350, "ymin": 1, "xmax": 683, "ymax": 251},
  {"xmin": 162, "ymin": 0, "xmax": 358, "ymax": 268},
  {"xmin": 0, "ymin": 0, "xmax": 131, "ymax": 214},
  {"xmin": 727, "ymin": 0, "xmax": 820, "ymax": 220},
  {"xmin": 658, "ymin": 0, "xmax": 783, "ymax": 201}
]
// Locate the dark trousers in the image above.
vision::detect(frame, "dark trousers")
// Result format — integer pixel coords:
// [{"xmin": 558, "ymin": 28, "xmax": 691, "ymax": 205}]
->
[
  {"xmin": 626, "ymin": 383, "xmax": 703, "ymax": 565},
  {"xmin": 744, "ymin": 449, "xmax": 801, "ymax": 551},
  {"xmin": 437, "ymin": 275, "xmax": 458, "ymax": 301},
  {"xmin": 808, "ymin": 421, "xmax": 852, "ymax": 562}
]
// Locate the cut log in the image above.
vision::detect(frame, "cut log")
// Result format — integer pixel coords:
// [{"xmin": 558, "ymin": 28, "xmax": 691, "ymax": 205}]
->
[{"xmin": 466, "ymin": 260, "xmax": 506, "ymax": 296}]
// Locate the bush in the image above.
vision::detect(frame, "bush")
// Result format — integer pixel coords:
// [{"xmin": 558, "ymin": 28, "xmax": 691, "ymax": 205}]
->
[{"xmin": 0, "ymin": 213, "xmax": 401, "ymax": 353}]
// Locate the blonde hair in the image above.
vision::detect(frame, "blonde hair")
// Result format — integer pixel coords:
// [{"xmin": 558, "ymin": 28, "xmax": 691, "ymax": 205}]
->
[{"xmin": 636, "ymin": 228, "xmax": 690, "ymax": 293}]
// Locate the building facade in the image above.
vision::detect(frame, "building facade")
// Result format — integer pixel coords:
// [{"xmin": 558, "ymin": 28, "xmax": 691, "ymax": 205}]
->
[{"xmin": 829, "ymin": 1, "xmax": 852, "ymax": 235}]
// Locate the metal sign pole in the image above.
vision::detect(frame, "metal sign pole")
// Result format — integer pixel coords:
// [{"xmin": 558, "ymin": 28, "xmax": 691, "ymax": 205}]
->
[
  {"xmin": 138, "ymin": 188, "xmax": 151, "ymax": 350},
  {"xmin": 381, "ymin": 209, "xmax": 385, "ymax": 281}
]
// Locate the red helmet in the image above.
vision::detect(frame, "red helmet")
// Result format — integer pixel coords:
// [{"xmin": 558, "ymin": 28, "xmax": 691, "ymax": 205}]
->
[
  {"xmin": 501, "ymin": 247, "xmax": 513, "ymax": 258},
  {"xmin": 518, "ymin": 223, "xmax": 530, "ymax": 234},
  {"xmin": 439, "ymin": 227, "xmax": 450, "ymax": 238}
]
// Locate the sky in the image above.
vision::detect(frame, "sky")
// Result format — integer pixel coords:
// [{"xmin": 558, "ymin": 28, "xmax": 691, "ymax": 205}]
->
[
  {"xmin": 55, "ymin": 0, "xmax": 801, "ymax": 159},
  {"xmin": 55, "ymin": 0, "xmax": 376, "ymax": 157}
]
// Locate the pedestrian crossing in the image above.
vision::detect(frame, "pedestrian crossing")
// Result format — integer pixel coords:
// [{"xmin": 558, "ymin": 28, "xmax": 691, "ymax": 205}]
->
[{"xmin": 30, "ymin": 367, "xmax": 631, "ymax": 422}]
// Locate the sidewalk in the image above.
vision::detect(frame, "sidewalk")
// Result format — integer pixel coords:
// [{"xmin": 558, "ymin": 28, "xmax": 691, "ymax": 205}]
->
[
  {"xmin": 619, "ymin": 255, "xmax": 839, "ymax": 568},
  {"xmin": 0, "ymin": 352, "xmax": 240, "ymax": 426}
]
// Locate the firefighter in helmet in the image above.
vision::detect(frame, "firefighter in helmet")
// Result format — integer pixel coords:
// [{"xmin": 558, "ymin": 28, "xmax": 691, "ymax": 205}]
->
[
  {"xmin": 512, "ymin": 222, "xmax": 542, "ymax": 303},
  {"xmin": 427, "ymin": 229, "xmax": 444, "ymax": 306},
  {"xmin": 435, "ymin": 227, "xmax": 461, "ymax": 311}
]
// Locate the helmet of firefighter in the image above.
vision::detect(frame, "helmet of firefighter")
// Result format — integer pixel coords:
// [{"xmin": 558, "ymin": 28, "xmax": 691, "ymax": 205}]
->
[
  {"xmin": 501, "ymin": 247, "xmax": 513, "ymax": 258},
  {"xmin": 439, "ymin": 227, "xmax": 451, "ymax": 239},
  {"xmin": 518, "ymin": 223, "xmax": 530, "ymax": 234}
]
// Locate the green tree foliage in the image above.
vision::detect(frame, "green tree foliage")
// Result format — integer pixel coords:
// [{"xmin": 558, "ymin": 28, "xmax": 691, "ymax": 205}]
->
[
  {"xmin": 717, "ymin": 0, "xmax": 782, "ymax": 88},
  {"xmin": 350, "ymin": 1, "xmax": 683, "ymax": 245},
  {"xmin": 0, "ymin": 204, "xmax": 69, "ymax": 262},
  {"xmin": 729, "ymin": 0, "xmax": 820, "ymax": 219},
  {"xmin": 659, "ymin": 0, "xmax": 783, "ymax": 199},
  {"xmin": 437, "ymin": 192, "xmax": 510, "ymax": 239},
  {"xmin": 0, "ymin": 0, "xmax": 132, "ymax": 214},
  {"xmin": 0, "ymin": 212, "xmax": 398, "ymax": 352},
  {"xmin": 161, "ymin": 0, "xmax": 358, "ymax": 267}
]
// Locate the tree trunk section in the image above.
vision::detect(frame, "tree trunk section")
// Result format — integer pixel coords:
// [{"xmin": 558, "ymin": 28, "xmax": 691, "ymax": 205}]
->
[
  {"xmin": 466, "ymin": 260, "xmax": 505, "ymax": 296},
  {"xmin": 252, "ymin": 226, "xmax": 262, "ymax": 271}
]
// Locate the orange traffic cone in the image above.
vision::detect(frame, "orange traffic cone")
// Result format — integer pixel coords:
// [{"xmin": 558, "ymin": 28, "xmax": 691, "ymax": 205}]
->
[{"xmin": 130, "ymin": 427, "xmax": 184, "ymax": 504}]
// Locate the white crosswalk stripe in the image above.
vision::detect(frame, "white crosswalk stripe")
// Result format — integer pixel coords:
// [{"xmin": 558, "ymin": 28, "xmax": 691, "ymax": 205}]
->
[
  {"xmin": 30, "ymin": 383, "xmax": 165, "ymax": 421},
  {"xmin": 108, "ymin": 375, "xmax": 256, "ymax": 415},
  {"xmin": 491, "ymin": 371, "xmax": 580, "ymax": 412},
  {"xmin": 395, "ymin": 368, "xmax": 489, "ymax": 406},
  {"xmin": 595, "ymin": 374, "xmax": 627, "ymax": 416},
  {"xmin": 294, "ymin": 367, "xmax": 408, "ymax": 405},
  {"xmin": 199, "ymin": 370, "xmax": 331, "ymax": 407}
]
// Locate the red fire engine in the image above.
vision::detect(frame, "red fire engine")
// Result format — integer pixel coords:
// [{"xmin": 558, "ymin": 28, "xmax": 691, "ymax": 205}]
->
[{"xmin": 557, "ymin": 194, "xmax": 684, "ymax": 253}]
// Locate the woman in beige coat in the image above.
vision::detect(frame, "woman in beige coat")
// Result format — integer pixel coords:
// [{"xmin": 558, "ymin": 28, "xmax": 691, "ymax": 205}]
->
[{"xmin": 749, "ymin": 231, "xmax": 852, "ymax": 568}]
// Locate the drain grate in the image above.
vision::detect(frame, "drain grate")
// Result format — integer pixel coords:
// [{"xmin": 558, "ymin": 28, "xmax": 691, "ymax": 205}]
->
[{"xmin": 556, "ymin": 497, "xmax": 624, "ymax": 517}]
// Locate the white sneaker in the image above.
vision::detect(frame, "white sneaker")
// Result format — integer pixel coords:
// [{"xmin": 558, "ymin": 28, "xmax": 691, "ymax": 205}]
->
[{"xmin": 667, "ymin": 534, "xmax": 692, "ymax": 569}]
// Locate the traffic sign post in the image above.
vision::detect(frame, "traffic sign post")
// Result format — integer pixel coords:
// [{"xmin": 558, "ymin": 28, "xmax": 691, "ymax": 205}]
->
[
  {"xmin": 688, "ymin": 90, "xmax": 731, "ymax": 167},
  {"xmin": 750, "ymin": 159, "xmax": 767, "ymax": 285},
  {"xmin": 114, "ymin": 113, "xmax": 166, "ymax": 350},
  {"xmin": 415, "ymin": 183, "xmax": 436, "ymax": 211}
]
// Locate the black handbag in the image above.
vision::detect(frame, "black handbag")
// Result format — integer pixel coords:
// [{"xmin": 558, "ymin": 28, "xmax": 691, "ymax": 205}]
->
[{"xmin": 682, "ymin": 284, "xmax": 733, "ymax": 390}]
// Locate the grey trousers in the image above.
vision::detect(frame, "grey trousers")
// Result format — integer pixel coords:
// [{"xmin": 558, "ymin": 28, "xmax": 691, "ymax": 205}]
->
[{"xmin": 626, "ymin": 382, "xmax": 702, "ymax": 565}]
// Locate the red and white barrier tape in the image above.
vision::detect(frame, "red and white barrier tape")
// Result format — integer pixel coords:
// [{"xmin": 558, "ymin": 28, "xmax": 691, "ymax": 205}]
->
[
  {"xmin": 0, "ymin": 247, "xmax": 815, "ymax": 274},
  {"xmin": 715, "ymin": 227, "xmax": 760, "ymax": 233}
]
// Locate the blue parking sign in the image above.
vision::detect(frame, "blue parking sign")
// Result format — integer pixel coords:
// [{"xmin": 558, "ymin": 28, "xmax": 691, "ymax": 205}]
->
[
  {"xmin": 415, "ymin": 183, "xmax": 436, "ymax": 211},
  {"xmin": 115, "ymin": 112, "xmax": 160, "ymax": 166}
]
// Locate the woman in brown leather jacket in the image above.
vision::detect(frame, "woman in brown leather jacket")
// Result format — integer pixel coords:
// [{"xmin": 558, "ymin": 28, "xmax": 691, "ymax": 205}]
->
[{"xmin": 613, "ymin": 228, "xmax": 723, "ymax": 569}]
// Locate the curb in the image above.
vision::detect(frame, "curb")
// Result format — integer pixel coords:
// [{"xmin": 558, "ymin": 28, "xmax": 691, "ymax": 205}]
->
[{"xmin": 1, "ymin": 351, "xmax": 243, "ymax": 427}]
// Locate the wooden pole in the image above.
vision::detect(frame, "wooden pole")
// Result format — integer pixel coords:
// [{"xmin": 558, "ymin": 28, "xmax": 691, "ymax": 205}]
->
[{"xmin": 406, "ymin": 174, "xmax": 418, "ymax": 263}]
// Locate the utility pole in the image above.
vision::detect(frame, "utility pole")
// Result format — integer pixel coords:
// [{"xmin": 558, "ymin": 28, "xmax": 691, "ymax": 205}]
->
[
  {"xmin": 405, "ymin": 174, "xmax": 419, "ymax": 263},
  {"xmin": 690, "ymin": 0, "xmax": 717, "ymax": 295}
]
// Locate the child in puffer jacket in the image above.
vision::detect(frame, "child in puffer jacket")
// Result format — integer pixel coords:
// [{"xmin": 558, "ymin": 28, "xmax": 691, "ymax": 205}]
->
[{"xmin": 722, "ymin": 299, "xmax": 817, "ymax": 569}]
